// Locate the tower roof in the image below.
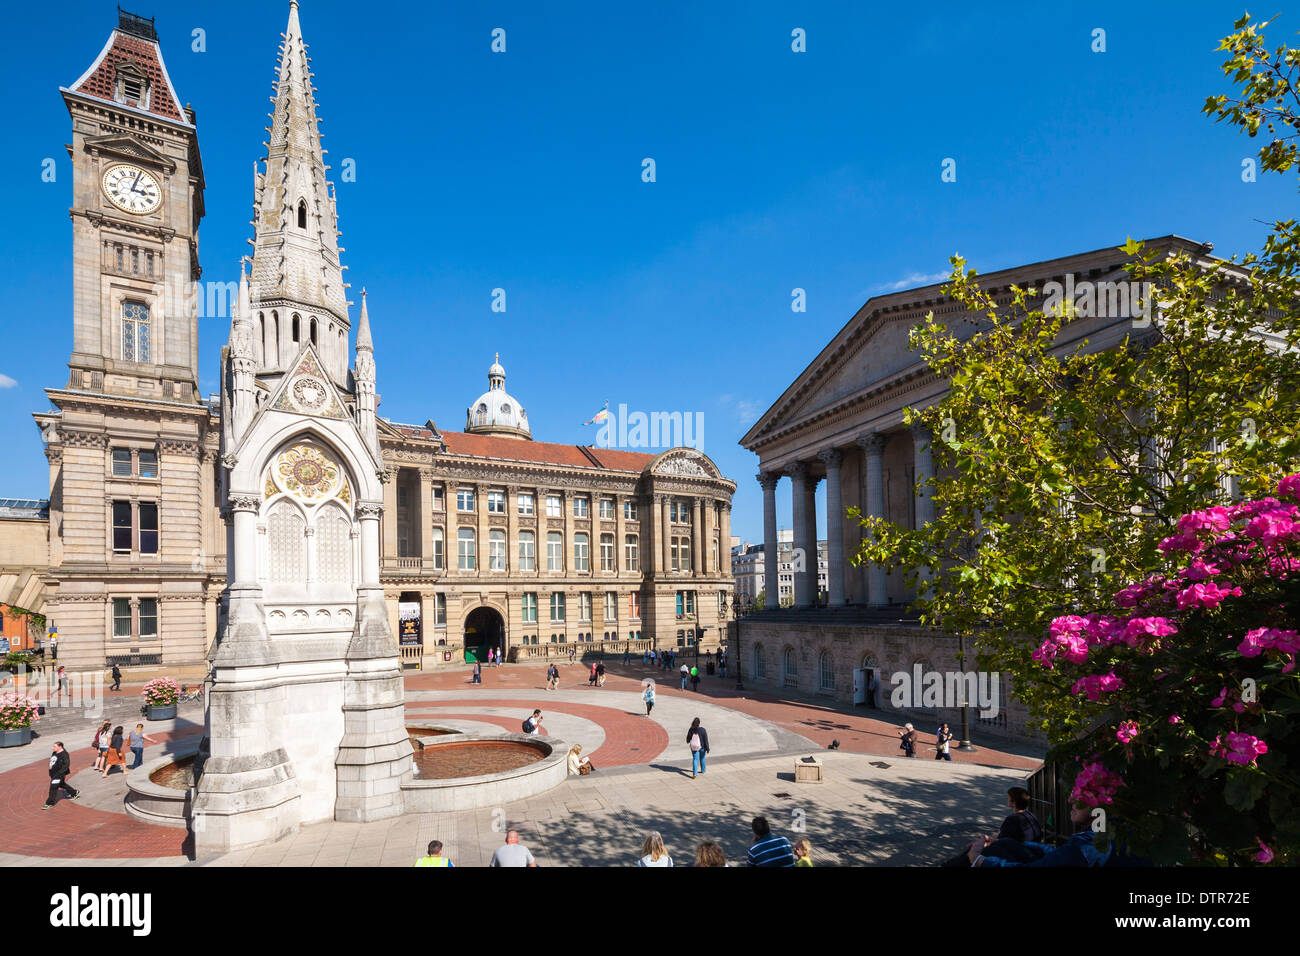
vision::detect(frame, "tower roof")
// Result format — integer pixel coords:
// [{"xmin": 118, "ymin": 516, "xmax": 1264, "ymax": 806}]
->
[
  {"xmin": 65, "ymin": 10, "xmax": 187, "ymax": 124},
  {"xmin": 466, "ymin": 354, "xmax": 530, "ymax": 439},
  {"xmin": 248, "ymin": 0, "xmax": 348, "ymax": 327}
]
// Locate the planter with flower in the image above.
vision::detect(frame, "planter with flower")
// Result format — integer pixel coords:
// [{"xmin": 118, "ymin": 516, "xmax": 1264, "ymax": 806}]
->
[
  {"xmin": 1035, "ymin": 473, "xmax": 1300, "ymax": 865},
  {"xmin": 0, "ymin": 693, "xmax": 40, "ymax": 747},
  {"xmin": 142, "ymin": 677, "xmax": 181, "ymax": 721}
]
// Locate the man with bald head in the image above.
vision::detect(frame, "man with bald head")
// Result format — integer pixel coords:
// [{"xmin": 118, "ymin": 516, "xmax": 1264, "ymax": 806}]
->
[{"xmin": 490, "ymin": 829, "xmax": 538, "ymax": 867}]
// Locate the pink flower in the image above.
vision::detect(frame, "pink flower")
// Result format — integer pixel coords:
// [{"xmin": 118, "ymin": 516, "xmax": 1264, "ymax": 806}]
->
[
  {"xmin": 1158, "ymin": 531, "xmax": 1204, "ymax": 554},
  {"xmin": 1035, "ymin": 616, "xmax": 1094, "ymax": 668},
  {"xmin": 1209, "ymin": 732, "xmax": 1268, "ymax": 766},
  {"xmin": 1278, "ymin": 473, "xmax": 1300, "ymax": 501},
  {"xmin": 1210, "ymin": 686, "xmax": 1246, "ymax": 713},
  {"xmin": 1176, "ymin": 581, "xmax": 1242, "ymax": 610},
  {"xmin": 1179, "ymin": 559, "xmax": 1224, "ymax": 581},
  {"xmin": 1116, "ymin": 720, "xmax": 1140, "ymax": 744},
  {"xmin": 1070, "ymin": 760, "xmax": 1125, "ymax": 807},
  {"xmin": 1071, "ymin": 671, "xmax": 1125, "ymax": 701},
  {"xmin": 1118, "ymin": 616, "xmax": 1178, "ymax": 648},
  {"xmin": 1256, "ymin": 840, "xmax": 1275, "ymax": 864},
  {"xmin": 1236, "ymin": 627, "xmax": 1300, "ymax": 658},
  {"xmin": 1168, "ymin": 715, "xmax": 1182, "ymax": 724},
  {"xmin": 1178, "ymin": 506, "xmax": 1233, "ymax": 533}
]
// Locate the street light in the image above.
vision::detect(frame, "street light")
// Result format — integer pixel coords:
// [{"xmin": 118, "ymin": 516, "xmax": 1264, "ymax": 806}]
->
[{"xmin": 957, "ymin": 631, "xmax": 977, "ymax": 752}]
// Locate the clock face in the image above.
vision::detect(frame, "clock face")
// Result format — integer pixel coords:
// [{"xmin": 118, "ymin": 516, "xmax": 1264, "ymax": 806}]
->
[{"xmin": 101, "ymin": 163, "xmax": 161, "ymax": 215}]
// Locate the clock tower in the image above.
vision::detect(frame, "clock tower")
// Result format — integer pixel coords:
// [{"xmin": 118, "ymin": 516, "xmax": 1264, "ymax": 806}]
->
[{"xmin": 62, "ymin": 8, "xmax": 204, "ymax": 402}]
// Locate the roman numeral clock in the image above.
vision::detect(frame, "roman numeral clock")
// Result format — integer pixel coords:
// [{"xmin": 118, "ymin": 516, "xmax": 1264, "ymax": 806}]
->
[{"xmin": 100, "ymin": 162, "xmax": 162, "ymax": 215}]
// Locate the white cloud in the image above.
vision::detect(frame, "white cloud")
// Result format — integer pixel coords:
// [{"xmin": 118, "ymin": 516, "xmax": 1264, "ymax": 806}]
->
[
  {"xmin": 0, "ymin": 373, "xmax": 16, "ymax": 388},
  {"xmin": 867, "ymin": 271, "xmax": 952, "ymax": 295}
]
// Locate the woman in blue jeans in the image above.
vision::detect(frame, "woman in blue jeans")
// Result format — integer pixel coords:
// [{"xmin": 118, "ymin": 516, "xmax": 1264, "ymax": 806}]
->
[{"xmin": 687, "ymin": 717, "xmax": 710, "ymax": 778}]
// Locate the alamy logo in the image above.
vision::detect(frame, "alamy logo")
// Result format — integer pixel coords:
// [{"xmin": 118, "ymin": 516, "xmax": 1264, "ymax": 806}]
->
[
  {"xmin": 49, "ymin": 886, "xmax": 151, "ymax": 936},
  {"xmin": 594, "ymin": 403, "xmax": 704, "ymax": 450},
  {"xmin": 1042, "ymin": 274, "xmax": 1157, "ymax": 327},
  {"xmin": 890, "ymin": 665, "xmax": 1000, "ymax": 718}
]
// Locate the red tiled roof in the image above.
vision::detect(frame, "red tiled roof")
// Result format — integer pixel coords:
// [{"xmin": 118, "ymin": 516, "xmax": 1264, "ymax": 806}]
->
[
  {"xmin": 440, "ymin": 430, "xmax": 654, "ymax": 472},
  {"xmin": 70, "ymin": 31, "xmax": 184, "ymax": 122}
]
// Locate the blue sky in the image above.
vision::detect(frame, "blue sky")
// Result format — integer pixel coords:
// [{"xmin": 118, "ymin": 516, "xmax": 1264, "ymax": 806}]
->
[{"xmin": 0, "ymin": 0, "xmax": 1292, "ymax": 544}]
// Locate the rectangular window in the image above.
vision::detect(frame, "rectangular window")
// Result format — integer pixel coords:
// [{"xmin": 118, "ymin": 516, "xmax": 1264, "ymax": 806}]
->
[
  {"xmin": 573, "ymin": 533, "xmax": 589, "ymax": 571},
  {"xmin": 398, "ymin": 486, "xmax": 409, "ymax": 510},
  {"xmin": 671, "ymin": 539, "xmax": 680, "ymax": 572},
  {"xmin": 573, "ymin": 497, "xmax": 589, "ymax": 518},
  {"xmin": 680, "ymin": 537, "xmax": 692, "ymax": 572},
  {"xmin": 547, "ymin": 532, "xmax": 563, "ymax": 571},
  {"xmin": 489, "ymin": 529, "xmax": 506, "ymax": 571},
  {"xmin": 518, "ymin": 532, "xmax": 536, "ymax": 571},
  {"xmin": 600, "ymin": 533, "xmax": 615, "ymax": 571},
  {"xmin": 138, "ymin": 598, "xmax": 158, "ymax": 638},
  {"xmin": 112, "ymin": 448, "xmax": 133, "ymax": 477},
  {"xmin": 487, "ymin": 491, "xmax": 506, "ymax": 514},
  {"xmin": 624, "ymin": 535, "xmax": 639, "ymax": 572},
  {"xmin": 432, "ymin": 485, "xmax": 444, "ymax": 511},
  {"xmin": 112, "ymin": 598, "xmax": 132, "ymax": 638},
  {"xmin": 676, "ymin": 590, "xmax": 695, "ymax": 617},
  {"xmin": 604, "ymin": 592, "xmax": 617, "ymax": 621},
  {"xmin": 138, "ymin": 502, "xmax": 159, "ymax": 555},
  {"xmin": 599, "ymin": 498, "xmax": 614, "ymax": 519},
  {"xmin": 623, "ymin": 500, "xmax": 639, "ymax": 521},
  {"xmin": 435, "ymin": 593, "xmax": 447, "ymax": 627},
  {"xmin": 432, "ymin": 527, "xmax": 445, "ymax": 570},
  {"xmin": 546, "ymin": 495, "xmax": 563, "ymax": 517},
  {"xmin": 522, "ymin": 592, "xmax": 538, "ymax": 623},
  {"xmin": 120, "ymin": 300, "xmax": 148, "ymax": 364},
  {"xmin": 517, "ymin": 493, "xmax": 534, "ymax": 515},
  {"xmin": 550, "ymin": 592, "xmax": 566, "ymax": 622},
  {"xmin": 579, "ymin": 592, "xmax": 592, "ymax": 622},
  {"xmin": 112, "ymin": 500, "xmax": 132, "ymax": 553},
  {"xmin": 138, "ymin": 449, "xmax": 158, "ymax": 479},
  {"xmin": 458, "ymin": 528, "xmax": 476, "ymax": 570},
  {"xmin": 457, "ymin": 488, "xmax": 475, "ymax": 512},
  {"xmin": 628, "ymin": 592, "xmax": 641, "ymax": 620}
]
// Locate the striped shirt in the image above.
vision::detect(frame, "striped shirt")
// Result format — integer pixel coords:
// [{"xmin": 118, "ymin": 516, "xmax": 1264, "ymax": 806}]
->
[{"xmin": 747, "ymin": 834, "xmax": 796, "ymax": 867}]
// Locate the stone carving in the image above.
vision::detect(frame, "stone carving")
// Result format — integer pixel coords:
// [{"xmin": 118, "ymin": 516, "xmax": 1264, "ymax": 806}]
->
[
  {"xmin": 230, "ymin": 494, "xmax": 261, "ymax": 512},
  {"xmin": 355, "ymin": 503, "xmax": 383, "ymax": 519},
  {"xmin": 818, "ymin": 448, "xmax": 843, "ymax": 468},
  {"xmin": 856, "ymin": 432, "xmax": 886, "ymax": 456},
  {"xmin": 657, "ymin": 453, "xmax": 712, "ymax": 478},
  {"xmin": 757, "ymin": 472, "xmax": 781, "ymax": 491},
  {"xmin": 273, "ymin": 443, "xmax": 342, "ymax": 501}
]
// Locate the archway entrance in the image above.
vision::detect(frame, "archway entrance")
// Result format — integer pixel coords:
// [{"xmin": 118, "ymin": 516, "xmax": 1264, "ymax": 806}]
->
[{"xmin": 464, "ymin": 606, "xmax": 505, "ymax": 663}]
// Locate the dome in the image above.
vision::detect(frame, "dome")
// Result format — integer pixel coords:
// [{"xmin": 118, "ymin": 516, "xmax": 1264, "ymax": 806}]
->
[{"xmin": 466, "ymin": 353, "xmax": 531, "ymax": 439}]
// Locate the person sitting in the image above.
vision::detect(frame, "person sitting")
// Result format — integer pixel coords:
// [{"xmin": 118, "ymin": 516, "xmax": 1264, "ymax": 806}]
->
[
  {"xmin": 567, "ymin": 744, "xmax": 593, "ymax": 775},
  {"xmin": 636, "ymin": 831, "xmax": 673, "ymax": 867},
  {"xmin": 968, "ymin": 804, "xmax": 1111, "ymax": 867},
  {"xmin": 941, "ymin": 784, "xmax": 1042, "ymax": 866}
]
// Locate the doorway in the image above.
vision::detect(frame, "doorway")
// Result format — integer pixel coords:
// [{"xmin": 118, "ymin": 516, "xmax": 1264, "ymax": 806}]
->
[{"xmin": 463, "ymin": 606, "xmax": 505, "ymax": 663}]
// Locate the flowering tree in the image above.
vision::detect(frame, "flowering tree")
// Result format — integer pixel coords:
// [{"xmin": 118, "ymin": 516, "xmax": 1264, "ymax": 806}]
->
[
  {"xmin": 141, "ymin": 677, "xmax": 181, "ymax": 707},
  {"xmin": 1036, "ymin": 477, "xmax": 1299, "ymax": 864},
  {"xmin": 0, "ymin": 694, "xmax": 41, "ymax": 731}
]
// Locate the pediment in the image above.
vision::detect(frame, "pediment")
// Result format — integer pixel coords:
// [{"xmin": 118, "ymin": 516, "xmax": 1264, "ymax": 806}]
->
[
  {"xmin": 84, "ymin": 133, "xmax": 175, "ymax": 172},
  {"xmin": 264, "ymin": 345, "xmax": 350, "ymax": 422},
  {"xmin": 650, "ymin": 448, "xmax": 721, "ymax": 479}
]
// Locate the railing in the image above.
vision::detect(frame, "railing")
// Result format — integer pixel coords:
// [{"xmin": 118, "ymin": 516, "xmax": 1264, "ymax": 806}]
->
[
  {"xmin": 105, "ymin": 652, "xmax": 163, "ymax": 667},
  {"xmin": 512, "ymin": 639, "xmax": 654, "ymax": 662},
  {"xmin": 394, "ymin": 557, "xmax": 423, "ymax": 570},
  {"xmin": 1026, "ymin": 760, "xmax": 1072, "ymax": 845},
  {"xmin": 399, "ymin": 645, "xmax": 423, "ymax": 670}
]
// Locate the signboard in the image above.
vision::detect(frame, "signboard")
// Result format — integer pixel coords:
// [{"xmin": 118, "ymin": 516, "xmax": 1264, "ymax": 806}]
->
[
  {"xmin": 398, "ymin": 601, "xmax": 422, "ymax": 646},
  {"xmin": 0, "ymin": 637, "xmax": 9, "ymax": 654}
]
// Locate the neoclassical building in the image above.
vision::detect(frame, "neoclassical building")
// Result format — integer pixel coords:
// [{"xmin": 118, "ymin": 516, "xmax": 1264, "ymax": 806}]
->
[
  {"xmin": 18, "ymin": 5, "xmax": 736, "ymax": 677},
  {"xmin": 737, "ymin": 236, "xmax": 1222, "ymax": 740},
  {"xmin": 377, "ymin": 356, "xmax": 737, "ymax": 668}
]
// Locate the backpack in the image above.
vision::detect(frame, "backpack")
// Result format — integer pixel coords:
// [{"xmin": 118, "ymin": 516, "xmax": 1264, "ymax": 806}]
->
[
  {"xmin": 689, "ymin": 733, "xmax": 702, "ymax": 752},
  {"xmin": 522, "ymin": 717, "xmax": 533, "ymax": 733}
]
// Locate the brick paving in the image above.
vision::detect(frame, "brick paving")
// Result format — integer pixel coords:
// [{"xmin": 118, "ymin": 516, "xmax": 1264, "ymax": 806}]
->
[{"xmin": 0, "ymin": 661, "xmax": 1044, "ymax": 865}]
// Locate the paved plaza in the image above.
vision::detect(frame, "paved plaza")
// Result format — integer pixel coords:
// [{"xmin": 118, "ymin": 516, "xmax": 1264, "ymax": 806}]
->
[{"xmin": 0, "ymin": 662, "xmax": 1042, "ymax": 867}]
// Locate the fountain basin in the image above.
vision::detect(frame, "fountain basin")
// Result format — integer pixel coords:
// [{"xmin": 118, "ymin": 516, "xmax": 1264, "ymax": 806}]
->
[
  {"xmin": 401, "ymin": 732, "xmax": 567, "ymax": 813},
  {"xmin": 124, "ymin": 741, "xmax": 202, "ymax": 829}
]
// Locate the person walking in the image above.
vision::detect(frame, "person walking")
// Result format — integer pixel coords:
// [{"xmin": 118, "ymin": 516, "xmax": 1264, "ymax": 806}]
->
[
  {"xmin": 867, "ymin": 670, "xmax": 880, "ymax": 708},
  {"xmin": 596, "ymin": 661, "xmax": 606, "ymax": 687},
  {"xmin": 55, "ymin": 666, "xmax": 68, "ymax": 703},
  {"xmin": 414, "ymin": 840, "xmax": 454, "ymax": 867},
  {"xmin": 680, "ymin": 662, "xmax": 690, "ymax": 690},
  {"xmin": 746, "ymin": 816, "xmax": 796, "ymax": 867},
  {"xmin": 643, "ymin": 681, "xmax": 656, "ymax": 716},
  {"xmin": 91, "ymin": 720, "xmax": 112, "ymax": 773},
  {"xmin": 623, "ymin": 645, "xmax": 630, "ymax": 665},
  {"xmin": 690, "ymin": 665, "xmax": 700, "ymax": 692},
  {"xmin": 128, "ymin": 723, "xmax": 156, "ymax": 770},
  {"xmin": 589, "ymin": 662, "xmax": 599, "ymax": 687},
  {"xmin": 568, "ymin": 646, "xmax": 576, "ymax": 666},
  {"xmin": 42, "ymin": 742, "xmax": 78, "ymax": 809},
  {"xmin": 636, "ymin": 831, "xmax": 673, "ymax": 867},
  {"xmin": 547, "ymin": 663, "xmax": 560, "ymax": 690},
  {"xmin": 490, "ymin": 830, "xmax": 538, "ymax": 867},
  {"xmin": 898, "ymin": 722, "xmax": 916, "ymax": 758},
  {"xmin": 935, "ymin": 723, "xmax": 953, "ymax": 761},
  {"xmin": 523, "ymin": 709, "xmax": 543, "ymax": 735},
  {"xmin": 472, "ymin": 660, "xmax": 482, "ymax": 685},
  {"xmin": 110, "ymin": 663, "xmax": 122, "ymax": 693},
  {"xmin": 487, "ymin": 647, "xmax": 495, "ymax": 668},
  {"xmin": 687, "ymin": 717, "xmax": 710, "ymax": 778},
  {"xmin": 101, "ymin": 725, "xmax": 130, "ymax": 777}
]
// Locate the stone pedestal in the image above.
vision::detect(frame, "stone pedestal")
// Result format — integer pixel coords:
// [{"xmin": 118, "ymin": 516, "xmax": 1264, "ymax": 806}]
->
[{"xmin": 795, "ymin": 756, "xmax": 824, "ymax": 784}]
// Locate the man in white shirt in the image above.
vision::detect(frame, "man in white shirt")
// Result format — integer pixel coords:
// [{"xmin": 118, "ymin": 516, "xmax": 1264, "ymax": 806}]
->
[{"xmin": 524, "ymin": 709, "xmax": 542, "ymax": 735}]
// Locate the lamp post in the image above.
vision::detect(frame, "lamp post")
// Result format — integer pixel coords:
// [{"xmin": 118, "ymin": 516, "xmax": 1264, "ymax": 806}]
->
[{"xmin": 957, "ymin": 631, "xmax": 976, "ymax": 752}]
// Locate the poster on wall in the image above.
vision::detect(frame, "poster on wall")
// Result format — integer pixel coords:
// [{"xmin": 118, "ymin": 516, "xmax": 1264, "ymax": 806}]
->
[{"xmin": 398, "ymin": 601, "xmax": 422, "ymax": 646}]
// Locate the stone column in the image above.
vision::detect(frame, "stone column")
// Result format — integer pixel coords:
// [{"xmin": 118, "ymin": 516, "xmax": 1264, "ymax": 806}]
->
[
  {"xmin": 912, "ymin": 424, "xmax": 935, "ymax": 592},
  {"xmin": 419, "ymin": 468, "xmax": 434, "ymax": 572},
  {"xmin": 661, "ymin": 494, "xmax": 673, "ymax": 575},
  {"xmin": 804, "ymin": 473, "xmax": 821, "ymax": 604},
  {"xmin": 475, "ymin": 481, "xmax": 489, "ymax": 573},
  {"xmin": 614, "ymin": 492, "xmax": 626, "ymax": 576},
  {"xmin": 231, "ymin": 495, "xmax": 260, "ymax": 588},
  {"xmin": 506, "ymin": 484, "xmax": 520, "ymax": 577},
  {"xmin": 692, "ymin": 497, "xmax": 703, "ymax": 577},
  {"xmin": 381, "ymin": 468, "xmax": 398, "ymax": 564},
  {"xmin": 651, "ymin": 493, "xmax": 663, "ymax": 575},
  {"xmin": 818, "ymin": 448, "xmax": 845, "ymax": 605},
  {"xmin": 758, "ymin": 473, "xmax": 779, "ymax": 608},
  {"xmin": 720, "ymin": 502, "xmax": 732, "ymax": 578},
  {"xmin": 857, "ymin": 432, "xmax": 887, "ymax": 606},
  {"xmin": 787, "ymin": 462, "xmax": 812, "ymax": 608},
  {"xmin": 561, "ymin": 488, "xmax": 574, "ymax": 574}
]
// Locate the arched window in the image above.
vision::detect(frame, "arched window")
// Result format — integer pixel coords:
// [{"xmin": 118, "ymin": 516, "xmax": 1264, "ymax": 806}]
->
[
  {"xmin": 292, "ymin": 314, "xmax": 301, "ymax": 344},
  {"xmin": 475, "ymin": 403, "xmax": 489, "ymax": 426},
  {"xmin": 624, "ymin": 534, "xmax": 639, "ymax": 572},
  {"xmin": 518, "ymin": 531, "xmax": 535, "ymax": 571},
  {"xmin": 573, "ymin": 533, "xmax": 589, "ymax": 571},
  {"xmin": 753, "ymin": 642, "xmax": 766, "ymax": 679},
  {"xmin": 297, "ymin": 199, "xmax": 307, "ymax": 229},
  {"xmin": 431, "ymin": 526, "xmax": 444, "ymax": 570},
  {"xmin": 315, "ymin": 506, "xmax": 353, "ymax": 586},
  {"xmin": 310, "ymin": 317, "xmax": 318, "ymax": 346},
  {"xmin": 458, "ymin": 528, "xmax": 476, "ymax": 571},
  {"xmin": 267, "ymin": 501, "xmax": 306, "ymax": 584},
  {"xmin": 819, "ymin": 651, "xmax": 835, "ymax": 691},
  {"xmin": 489, "ymin": 529, "xmax": 506, "ymax": 571},
  {"xmin": 784, "ymin": 646, "xmax": 798, "ymax": 684}
]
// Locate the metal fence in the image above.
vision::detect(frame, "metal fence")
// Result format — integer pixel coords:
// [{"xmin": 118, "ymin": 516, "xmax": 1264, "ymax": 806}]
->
[{"xmin": 1026, "ymin": 760, "xmax": 1075, "ymax": 845}]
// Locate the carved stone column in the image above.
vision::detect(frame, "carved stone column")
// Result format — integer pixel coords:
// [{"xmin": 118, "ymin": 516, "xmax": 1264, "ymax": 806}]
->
[
  {"xmin": 818, "ymin": 448, "xmax": 845, "ymax": 605},
  {"xmin": 757, "ymin": 473, "xmax": 780, "ymax": 608},
  {"xmin": 788, "ymin": 462, "xmax": 813, "ymax": 608},
  {"xmin": 692, "ymin": 496, "xmax": 703, "ymax": 577},
  {"xmin": 857, "ymin": 432, "xmax": 888, "ymax": 606}
]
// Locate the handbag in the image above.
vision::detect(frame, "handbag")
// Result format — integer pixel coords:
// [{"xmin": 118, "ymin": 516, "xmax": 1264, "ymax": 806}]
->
[
  {"xmin": 689, "ymin": 733, "xmax": 702, "ymax": 752},
  {"xmin": 578, "ymin": 762, "xmax": 593, "ymax": 775}
]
